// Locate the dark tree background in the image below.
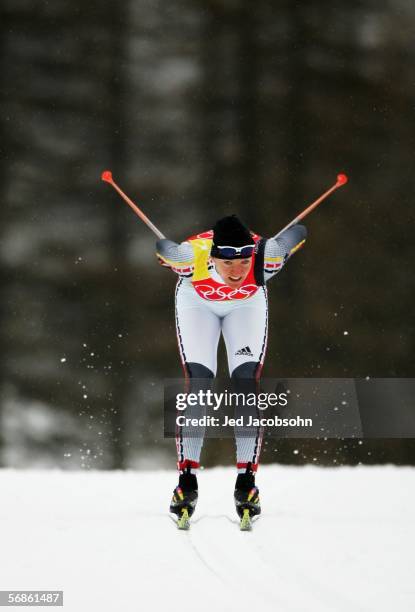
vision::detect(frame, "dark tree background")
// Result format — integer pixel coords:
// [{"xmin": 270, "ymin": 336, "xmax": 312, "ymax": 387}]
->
[{"xmin": 1, "ymin": 0, "xmax": 414, "ymax": 469}]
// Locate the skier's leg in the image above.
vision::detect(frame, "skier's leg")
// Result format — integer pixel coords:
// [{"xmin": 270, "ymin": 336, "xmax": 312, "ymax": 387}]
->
[
  {"xmin": 176, "ymin": 283, "xmax": 220, "ymax": 473},
  {"xmin": 222, "ymin": 287, "xmax": 268, "ymax": 473},
  {"xmin": 232, "ymin": 362, "xmax": 263, "ymax": 474},
  {"xmin": 222, "ymin": 289, "xmax": 268, "ymax": 521},
  {"xmin": 224, "ymin": 286, "xmax": 268, "ymax": 380},
  {"xmin": 171, "ymin": 283, "xmax": 221, "ymax": 521},
  {"xmin": 175, "ymin": 280, "xmax": 221, "ymax": 378}
]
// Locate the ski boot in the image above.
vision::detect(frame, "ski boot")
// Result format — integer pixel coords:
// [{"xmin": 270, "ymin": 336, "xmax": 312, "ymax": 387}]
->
[
  {"xmin": 234, "ymin": 467, "xmax": 261, "ymax": 531},
  {"xmin": 170, "ymin": 469, "xmax": 198, "ymax": 530}
]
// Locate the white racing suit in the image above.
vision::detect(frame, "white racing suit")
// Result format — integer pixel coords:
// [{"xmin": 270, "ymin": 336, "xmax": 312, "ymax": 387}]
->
[{"xmin": 156, "ymin": 225, "xmax": 307, "ymax": 473}]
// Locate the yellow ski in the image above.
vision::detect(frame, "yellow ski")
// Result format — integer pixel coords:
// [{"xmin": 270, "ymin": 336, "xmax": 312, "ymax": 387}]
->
[
  {"xmin": 177, "ymin": 508, "xmax": 190, "ymax": 530},
  {"xmin": 240, "ymin": 508, "xmax": 252, "ymax": 531}
]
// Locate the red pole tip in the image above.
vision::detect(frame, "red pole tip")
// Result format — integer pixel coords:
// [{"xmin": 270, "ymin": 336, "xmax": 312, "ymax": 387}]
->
[
  {"xmin": 337, "ymin": 173, "xmax": 348, "ymax": 185},
  {"xmin": 101, "ymin": 170, "xmax": 113, "ymax": 183}
]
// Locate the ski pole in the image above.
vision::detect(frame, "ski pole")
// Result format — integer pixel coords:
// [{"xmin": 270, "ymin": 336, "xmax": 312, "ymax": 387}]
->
[
  {"xmin": 272, "ymin": 173, "xmax": 348, "ymax": 239},
  {"xmin": 101, "ymin": 170, "xmax": 166, "ymax": 240}
]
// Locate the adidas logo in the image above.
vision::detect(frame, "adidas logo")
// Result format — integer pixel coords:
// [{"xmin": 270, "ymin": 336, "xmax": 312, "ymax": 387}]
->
[{"xmin": 235, "ymin": 346, "xmax": 253, "ymax": 357}]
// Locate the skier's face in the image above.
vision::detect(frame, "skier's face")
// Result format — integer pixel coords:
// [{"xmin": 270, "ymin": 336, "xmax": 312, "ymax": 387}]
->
[{"xmin": 211, "ymin": 257, "xmax": 252, "ymax": 288}]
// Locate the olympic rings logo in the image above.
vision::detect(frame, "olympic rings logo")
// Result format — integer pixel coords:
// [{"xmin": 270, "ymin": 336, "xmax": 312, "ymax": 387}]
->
[{"xmin": 194, "ymin": 283, "xmax": 258, "ymax": 301}]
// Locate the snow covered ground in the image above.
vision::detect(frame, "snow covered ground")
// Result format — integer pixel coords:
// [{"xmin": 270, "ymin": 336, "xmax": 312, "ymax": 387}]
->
[{"xmin": 0, "ymin": 465, "xmax": 414, "ymax": 612}]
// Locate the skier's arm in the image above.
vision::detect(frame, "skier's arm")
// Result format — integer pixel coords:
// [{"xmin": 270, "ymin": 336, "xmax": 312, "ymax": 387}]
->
[
  {"xmin": 263, "ymin": 224, "xmax": 307, "ymax": 281},
  {"xmin": 156, "ymin": 239, "xmax": 194, "ymax": 277}
]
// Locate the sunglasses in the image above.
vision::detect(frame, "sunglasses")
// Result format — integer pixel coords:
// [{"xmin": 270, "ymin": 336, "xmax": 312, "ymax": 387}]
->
[{"xmin": 215, "ymin": 244, "xmax": 255, "ymax": 258}]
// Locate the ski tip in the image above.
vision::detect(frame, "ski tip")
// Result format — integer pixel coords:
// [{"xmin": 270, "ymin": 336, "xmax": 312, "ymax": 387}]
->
[
  {"xmin": 101, "ymin": 170, "xmax": 113, "ymax": 183},
  {"xmin": 240, "ymin": 509, "xmax": 252, "ymax": 531},
  {"xmin": 177, "ymin": 508, "xmax": 190, "ymax": 530}
]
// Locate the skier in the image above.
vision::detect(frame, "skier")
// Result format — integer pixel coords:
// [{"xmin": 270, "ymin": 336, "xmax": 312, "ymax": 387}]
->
[
  {"xmin": 102, "ymin": 170, "xmax": 346, "ymax": 528},
  {"xmin": 156, "ymin": 215, "xmax": 307, "ymax": 529}
]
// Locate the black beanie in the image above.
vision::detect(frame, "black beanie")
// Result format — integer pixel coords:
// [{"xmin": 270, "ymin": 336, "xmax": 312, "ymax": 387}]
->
[{"xmin": 211, "ymin": 215, "xmax": 253, "ymax": 258}]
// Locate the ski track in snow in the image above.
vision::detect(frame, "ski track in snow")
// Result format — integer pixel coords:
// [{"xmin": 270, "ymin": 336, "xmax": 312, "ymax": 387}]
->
[{"xmin": 0, "ymin": 465, "xmax": 414, "ymax": 612}]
